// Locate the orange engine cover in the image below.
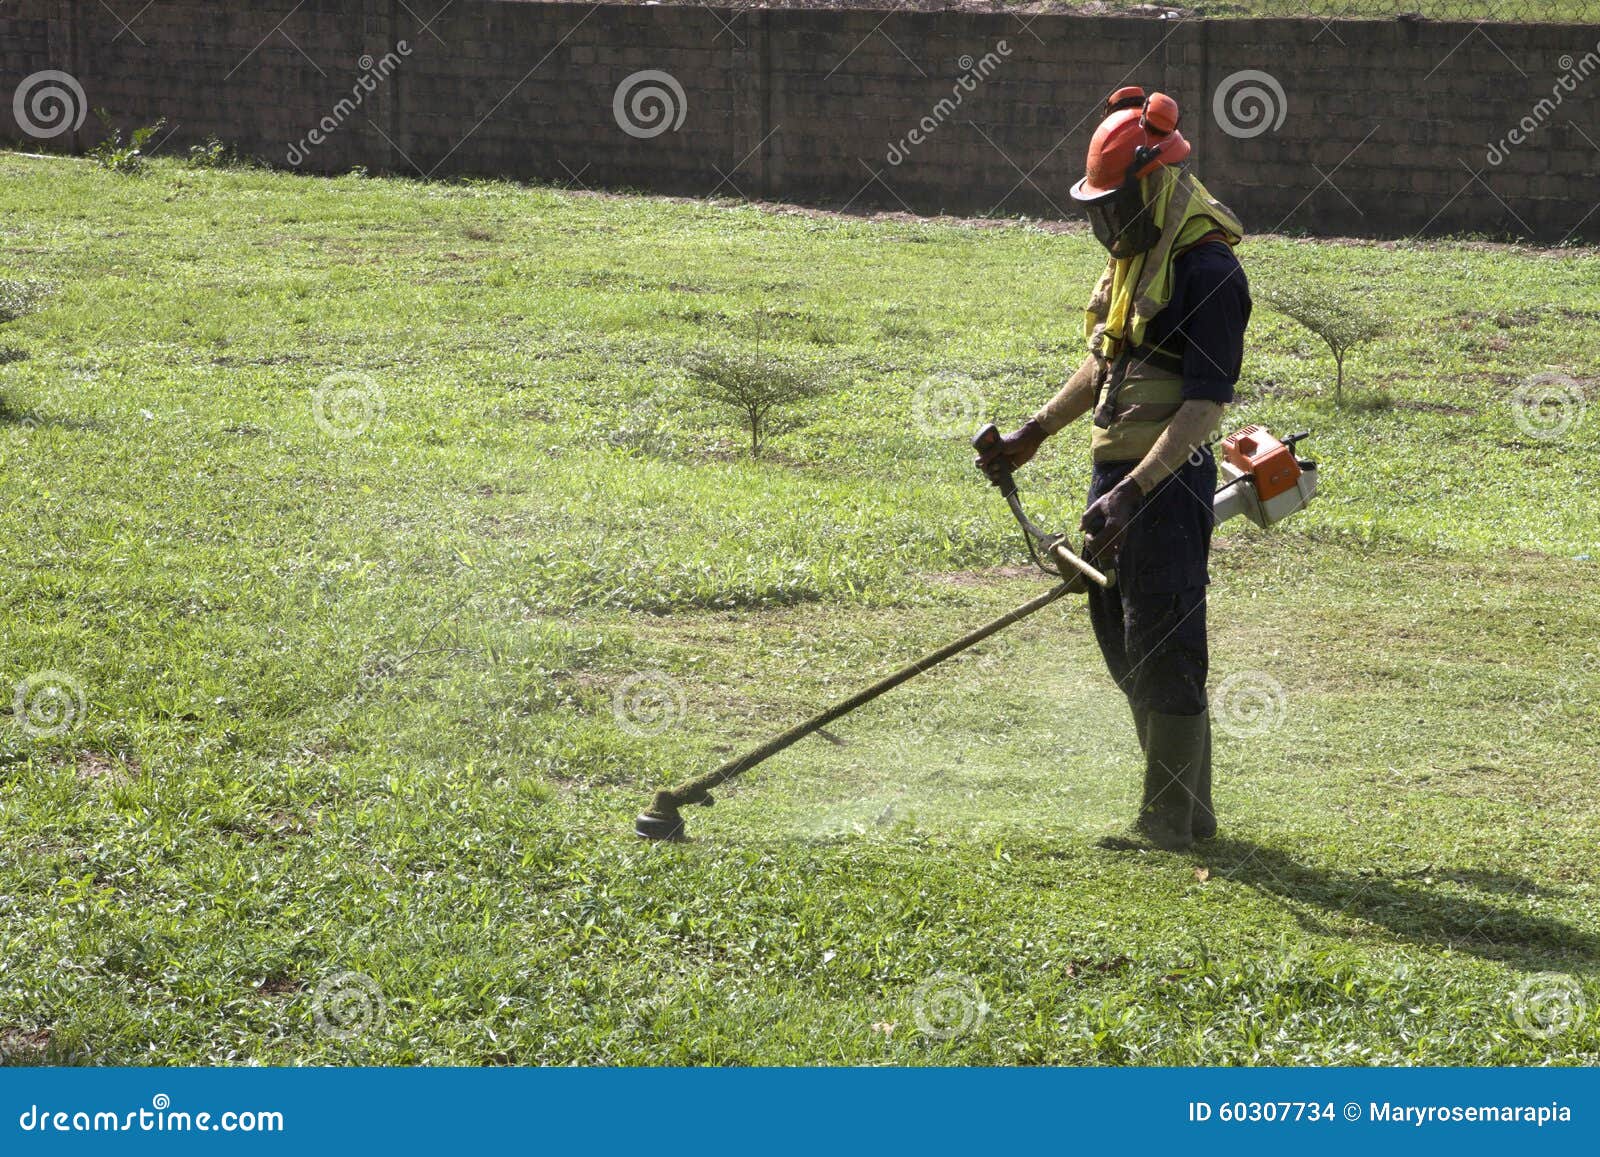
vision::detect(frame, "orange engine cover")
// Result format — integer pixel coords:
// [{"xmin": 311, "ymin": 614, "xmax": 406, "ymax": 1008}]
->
[{"xmin": 1221, "ymin": 425, "xmax": 1302, "ymax": 502}]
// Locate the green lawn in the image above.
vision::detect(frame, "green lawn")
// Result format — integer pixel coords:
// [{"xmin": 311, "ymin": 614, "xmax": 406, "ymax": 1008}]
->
[{"xmin": 1, "ymin": 152, "xmax": 1597, "ymax": 1065}]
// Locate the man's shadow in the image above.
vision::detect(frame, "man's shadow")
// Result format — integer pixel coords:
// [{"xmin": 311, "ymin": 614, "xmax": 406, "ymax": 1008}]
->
[
  {"xmin": 1203, "ymin": 837, "xmax": 1599, "ymax": 974},
  {"xmin": 0, "ymin": 397, "xmax": 96, "ymax": 434}
]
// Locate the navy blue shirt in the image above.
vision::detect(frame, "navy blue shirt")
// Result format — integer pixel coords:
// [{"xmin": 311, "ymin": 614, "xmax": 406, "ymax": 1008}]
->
[{"xmin": 1141, "ymin": 241, "xmax": 1251, "ymax": 405}]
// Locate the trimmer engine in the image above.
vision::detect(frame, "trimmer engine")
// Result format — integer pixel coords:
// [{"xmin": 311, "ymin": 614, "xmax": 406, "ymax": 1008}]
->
[{"xmin": 1213, "ymin": 425, "xmax": 1318, "ymax": 528}]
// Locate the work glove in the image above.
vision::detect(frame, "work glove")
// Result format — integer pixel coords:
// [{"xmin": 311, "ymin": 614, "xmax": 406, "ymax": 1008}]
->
[
  {"xmin": 1080, "ymin": 476, "xmax": 1145, "ymax": 567},
  {"xmin": 975, "ymin": 419, "xmax": 1047, "ymax": 484}
]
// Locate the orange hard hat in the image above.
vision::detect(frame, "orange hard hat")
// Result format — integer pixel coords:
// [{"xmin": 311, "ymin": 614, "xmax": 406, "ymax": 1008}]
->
[{"xmin": 1070, "ymin": 87, "xmax": 1191, "ymax": 202}]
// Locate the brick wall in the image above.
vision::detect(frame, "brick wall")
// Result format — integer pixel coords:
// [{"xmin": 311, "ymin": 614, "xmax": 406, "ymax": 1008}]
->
[{"xmin": 3, "ymin": 1, "xmax": 1597, "ymax": 241}]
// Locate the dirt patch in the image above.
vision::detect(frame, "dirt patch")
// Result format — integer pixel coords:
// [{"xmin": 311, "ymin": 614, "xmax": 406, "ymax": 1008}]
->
[
  {"xmin": 566, "ymin": 184, "xmax": 1094, "ymax": 237},
  {"xmin": 925, "ymin": 565, "xmax": 1040, "ymax": 586},
  {"xmin": 76, "ymin": 751, "xmax": 137, "ymax": 784},
  {"xmin": 0, "ymin": 1027, "xmax": 51, "ymax": 1064},
  {"xmin": 1389, "ymin": 399, "xmax": 1477, "ymax": 416},
  {"xmin": 554, "ymin": 185, "xmax": 1600, "ymax": 255},
  {"xmin": 1452, "ymin": 308, "xmax": 1544, "ymax": 329},
  {"xmin": 210, "ymin": 352, "xmax": 312, "ymax": 367},
  {"xmin": 218, "ymin": 810, "xmax": 316, "ymax": 843},
  {"xmin": 562, "ymin": 1, "xmax": 1192, "ymax": 17},
  {"xmin": 255, "ymin": 976, "xmax": 304, "ymax": 997},
  {"xmin": 1065, "ymin": 954, "xmax": 1134, "ymax": 978}
]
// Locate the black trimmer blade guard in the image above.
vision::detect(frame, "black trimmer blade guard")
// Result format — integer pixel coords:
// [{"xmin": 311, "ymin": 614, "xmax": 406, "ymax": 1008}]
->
[{"xmin": 634, "ymin": 807, "xmax": 688, "ymax": 841}]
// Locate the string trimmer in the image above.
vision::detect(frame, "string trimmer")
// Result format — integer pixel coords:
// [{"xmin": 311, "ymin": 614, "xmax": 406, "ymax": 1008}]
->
[{"xmin": 633, "ymin": 423, "xmax": 1317, "ymax": 841}]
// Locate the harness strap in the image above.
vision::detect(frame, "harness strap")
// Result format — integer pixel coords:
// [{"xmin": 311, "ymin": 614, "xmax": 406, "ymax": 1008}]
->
[
  {"xmin": 1125, "ymin": 342, "xmax": 1184, "ymax": 375},
  {"xmin": 1093, "ymin": 342, "xmax": 1185, "ymax": 428},
  {"xmin": 1106, "ymin": 401, "xmax": 1183, "ymax": 423}
]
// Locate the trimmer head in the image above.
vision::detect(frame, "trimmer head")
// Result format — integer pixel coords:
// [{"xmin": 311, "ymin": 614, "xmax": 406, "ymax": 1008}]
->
[
  {"xmin": 634, "ymin": 808, "xmax": 688, "ymax": 841},
  {"xmin": 634, "ymin": 791, "xmax": 690, "ymax": 841}
]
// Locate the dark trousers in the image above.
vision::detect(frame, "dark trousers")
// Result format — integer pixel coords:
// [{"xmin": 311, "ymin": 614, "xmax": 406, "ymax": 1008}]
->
[{"xmin": 1085, "ymin": 452, "xmax": 1215, "ymax": 717}]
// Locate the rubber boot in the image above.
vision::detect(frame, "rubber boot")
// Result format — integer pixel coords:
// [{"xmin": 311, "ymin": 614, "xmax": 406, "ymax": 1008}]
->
[
  {"xmin": 1137, "ymin": 712, "xmax": 1207, "ymax": 852},
  {"xmin": 1191, "ymin": 713, "xmax": 1216, "ymax": 841}
]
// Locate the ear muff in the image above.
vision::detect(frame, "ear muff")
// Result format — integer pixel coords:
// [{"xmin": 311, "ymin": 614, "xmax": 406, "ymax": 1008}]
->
[
  {"xmin": 1140, "ymin": 93, "xmax": 1181, "ymax": 136},
  {"xmin": 1104, "ymin": 86, "xmax": 1146, "ymax": 117}
]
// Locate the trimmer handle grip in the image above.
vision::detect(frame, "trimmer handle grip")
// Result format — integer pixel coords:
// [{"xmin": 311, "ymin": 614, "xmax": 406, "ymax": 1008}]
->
[{"xmin": 971, "ymin": 423, "xmax": 1018, "ymax": 498}]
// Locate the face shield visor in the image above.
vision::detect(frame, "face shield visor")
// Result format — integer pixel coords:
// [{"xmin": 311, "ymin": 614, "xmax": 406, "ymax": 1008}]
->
[{"xmin": 1080, "ymin": 176, "xmax": 1161, "ymax": 260}]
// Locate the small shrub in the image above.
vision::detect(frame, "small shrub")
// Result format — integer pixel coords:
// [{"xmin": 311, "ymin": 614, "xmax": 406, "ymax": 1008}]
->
[
  {"xmin": 90, "ymin": 110, "xmax": 168, "ymax": 175},
  {"xmin": 185, "ymin": 135, "xmax": 241, "ymax": 169},
  {"xmin": 1261, "ymin": 284, "xmax": 1383, "ymax": 408},
  {"xmin": 683, "ymin": 337, "xmax": 830, "ymax": 458}
]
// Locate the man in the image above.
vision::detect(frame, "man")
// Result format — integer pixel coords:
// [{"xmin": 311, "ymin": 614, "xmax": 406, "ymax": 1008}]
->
[{"xmin": 978, "ymin": 86, "xmax": 1251, "ymax": 852}]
